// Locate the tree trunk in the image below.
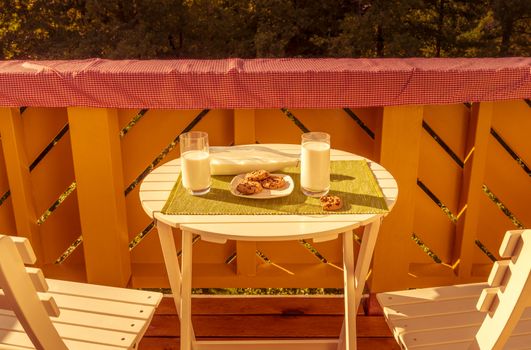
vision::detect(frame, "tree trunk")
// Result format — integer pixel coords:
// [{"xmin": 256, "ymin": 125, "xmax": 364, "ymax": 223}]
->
[
  {"xmin": 435, "ymin": 0, "xmax": 445, "ymax": 57},
  {"xmin": 499, "ymin": 20, "xmax": 513, "ymax": 56},
  {"xmin": 376, "ymin": 24, "xmax": 384, "ymax": 57}
]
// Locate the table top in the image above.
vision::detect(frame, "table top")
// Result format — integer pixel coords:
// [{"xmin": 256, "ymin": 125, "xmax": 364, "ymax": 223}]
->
[{"xmin": 139, "ymin": 144, "xmax": 398, "ymax": 243}]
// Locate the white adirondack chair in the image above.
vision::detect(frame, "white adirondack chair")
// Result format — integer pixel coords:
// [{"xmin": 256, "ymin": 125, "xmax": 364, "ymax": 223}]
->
[
  {"xmin": 0, "ymin": 234, "xmax": 163, "ymax": 349},
  {"xmin": 377, "ymin": 229, "xmax": 531, "ymax": 350}
]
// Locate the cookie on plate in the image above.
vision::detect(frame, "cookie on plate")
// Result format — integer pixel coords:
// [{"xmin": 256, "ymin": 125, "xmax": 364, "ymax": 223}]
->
[
  {"xmin": 320, "ymin": 195, "xmax": 343, "ymax": 211},
  {"xmin": 237, "ymin": 180, "xmax": 263, "ymax": 195},
  {"xmin": 245, "ymin": 170, "xmax": 270, "ymax": 181},
  {"xmin": 261, "ymin": 175, "xmax": 287, "ymax": 189}
]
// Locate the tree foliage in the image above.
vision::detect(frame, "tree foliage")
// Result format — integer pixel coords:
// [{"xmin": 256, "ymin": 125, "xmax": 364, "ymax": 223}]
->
[{"xmin": 0, "ymin": 0, "xmax": 529, "ymax": 59}]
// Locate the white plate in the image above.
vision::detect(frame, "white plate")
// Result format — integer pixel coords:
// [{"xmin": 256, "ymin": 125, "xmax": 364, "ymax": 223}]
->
[{"xmin": 230, "ymin": 174, "xmax": 294, "ymax": 199}]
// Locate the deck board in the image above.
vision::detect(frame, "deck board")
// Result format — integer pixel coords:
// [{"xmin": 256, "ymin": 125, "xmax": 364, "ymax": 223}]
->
[{"xmin": 140, "ymin": 296, "xmax": 399, "ymax": 349}]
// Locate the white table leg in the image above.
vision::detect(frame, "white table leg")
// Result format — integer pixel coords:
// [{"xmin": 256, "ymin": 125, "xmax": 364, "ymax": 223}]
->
[
  {"xmin": 354, "ymin": 219, "xmax": 381, "ymax": 308},
  {"xmin": 156, "ymin": 222, "xmax": 182, "ymax": 318},
  {"xmin": 337, "ymin": 219, "xmax": 383, "ymax": 350},
  {"xmin": 181, "ymin": 229, "xmax": 194, "ymax": 350},
  {"xmin": 341, "ymin": 230, "xmax": 357, "ymax": 350}
]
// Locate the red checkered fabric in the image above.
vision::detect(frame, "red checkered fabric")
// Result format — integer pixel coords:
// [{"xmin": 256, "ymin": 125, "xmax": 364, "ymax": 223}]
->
[{"xmin": 0, "ymin": 58, "xmax": 529, "ymax": 108}]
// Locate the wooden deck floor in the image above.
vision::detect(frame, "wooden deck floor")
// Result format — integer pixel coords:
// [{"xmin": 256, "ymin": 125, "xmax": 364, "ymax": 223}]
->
[{"xmin": 139, "ymin": 296, "xmax": 399, "ymax": 349}]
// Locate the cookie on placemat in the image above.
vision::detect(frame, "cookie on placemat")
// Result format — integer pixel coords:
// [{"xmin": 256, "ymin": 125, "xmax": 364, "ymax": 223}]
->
[
  {"xmin": 261, "ymin": 175, "xmax": 287, "ymax": 189},
  {"xmin": 237, "ymin": 180, "xmax": 263, "ymax": 195},
  {"xmin": 245, "ymin": 170, "xmax": 270, "ymax": 181},
  {"xmin": 320, "ymin": 195, "xmax": 343, "ymax": 211}
]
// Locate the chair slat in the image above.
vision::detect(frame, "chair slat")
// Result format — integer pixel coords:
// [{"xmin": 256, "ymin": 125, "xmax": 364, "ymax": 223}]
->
[
  {"xmin": 399, "ymin": 324, "xmax": 477, "ymax": 348},
  {"xmin": 10, "ymin": 236, "xmax": 36, "ymax": 265},
  {"xmin": 405, "ymin": 340, "xmax": 471, "ymax": 350},
  {"xmin": 0, "ymin": 326, "xmax": 128, "ymax": 350},
  {"xmin": 26, "ymin": 268, "xmax": 48, "ymax": 292},
  {"xmin": 388, "ymin": 310, "xmax": 485, "ymax": 336},
  {"xmin": 0, "ymin": 307, "xmax": 150, "ymax": 335},
  {"xmin": 377, "ymin": 282, "xmax": 486, "ymax": 306},
  {"xmin": 46, "ymin": 279, "xmax": 161, "ymax": 306},
  {"xmin": 37, "ymin": 293, "xmax": 60, "ymax": 317},
  {"xmin": 487, "ymin": 260, "xmax": 510, "ymax": 287},
  {"xmin": 383, "ymin": 295, "xmax": 479, "ymax": 320},
  {"xmin": 49, "ymin": 293, "xmax": 155, "ymax": 320},
  {"xmin": 0, "ymin": 328, "xmax": 34, "ymax": 349},
  {"xmin": 499, "ymin": 230, "xmax": 523, "ymax": 258},
  {"xmin": 0, "ymin": 291, "xmax": 59, "ymax": 318},
  {"xmin": 52, "ymin": 322, "xmax": 137, "ymax": 348},
  {"xmin": 476, "ymin": 287, "xmax": 499, "ymax": 313},
  {"xmin": 62, "ymin": 339, "xmax": 129, "ymax": 350}
]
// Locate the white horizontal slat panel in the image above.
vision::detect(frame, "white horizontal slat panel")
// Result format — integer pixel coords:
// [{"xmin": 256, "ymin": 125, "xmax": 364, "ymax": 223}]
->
[{"xmin": 46, "ymin": 279, "xmax": 161, "ymax": 306}]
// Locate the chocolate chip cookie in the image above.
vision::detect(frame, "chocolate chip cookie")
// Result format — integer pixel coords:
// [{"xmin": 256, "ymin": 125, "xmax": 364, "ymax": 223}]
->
[
  {"xmin": 261, "ymin": 175, "xmax": 287, "ymax": 189},
  {"xmin": 236, "ymin": 179, "xmax": 263, "ymax": 195},
  {"xmin": 245, "ymin": 170, "xmax": 270, "ymax": 181},
  {"xmin": 320, "ymin": 195, "xmax": 343, "ymax": 211}
]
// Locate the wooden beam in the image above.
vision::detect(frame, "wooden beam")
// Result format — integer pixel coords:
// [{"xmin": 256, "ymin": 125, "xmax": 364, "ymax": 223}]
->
[
  {"xmin": 455, "ymin": 102, "xmax": 493, "ymax": 280},
  {"xmin": 67, "ymin": 107, "xmax": 131, "ymax": 286},
  {"xmin": 371, "ymin": 105, "xmax": 423, "ymax": 292},
  {"xmin": 0, "ymin": 107, "xmax": 43, "ymax": 263}
]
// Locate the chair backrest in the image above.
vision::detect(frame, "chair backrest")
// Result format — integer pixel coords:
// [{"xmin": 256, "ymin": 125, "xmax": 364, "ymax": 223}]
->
[
  {"xmin": 0, "ymin": 234, "xmax": 68, "ymax": 350},
  {"xmin": 473, "ymin": 229, "xmax": 531, "ymax": 350}
]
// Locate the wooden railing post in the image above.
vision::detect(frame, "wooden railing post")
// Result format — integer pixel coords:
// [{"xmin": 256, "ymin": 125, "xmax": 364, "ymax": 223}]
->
[
  {"xmin": 455, "ymin": 102, "xmax": 493, "ymax": 280},
  {"xmin": 371, "ymin": 105, "xmax": 424, "ymax": 292},
  {"xmin": 0, "ymin": 108, "xmax": 43, "ymax": 263},
  {"xmin": 67, "ymin": 107, "xmax": 131, "ymax": 286},
  {"xmin": 233, "ymin": 109, "xmax": 257, "ymax": 276}
]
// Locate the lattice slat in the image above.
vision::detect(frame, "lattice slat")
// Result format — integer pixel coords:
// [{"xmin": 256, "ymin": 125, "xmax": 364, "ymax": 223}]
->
[
  {"xmin": 120, "ymin": 109, "xmax": 199, "ymax": 188},
  {"xmin": 492, "ymin": 100, "xmax": 531, "ymax": 168},
  {"xmin": 413, "ymin": 186, "xmax": 456, "ymax": 264},
  {"xmin": 21, "ymin": 108, "xmax": 69, "ymax": 164},
  {"xmin": 31, "ymin": 138, "xmax": 76, "ymax": 221},
  {"xmin": 485, "ymin": 129, "xmax": 530, "ymax": 227},
  {"xmin": 475, "ymin": 193, "xmax": 518, "ymax": 264},
  {"xmin": 423, "ymin": 104, "xmax": 469, "ymax": 162},
  {"xmin": 41, "ymin": 191, "xmax": 83, "ymax": 265},
  {"xmin": 418, "ymin": 128, "xmax": 463, "ymax": 217}
]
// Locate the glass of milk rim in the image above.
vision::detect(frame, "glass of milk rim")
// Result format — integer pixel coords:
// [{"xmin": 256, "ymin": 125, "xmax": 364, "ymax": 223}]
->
[
  {"xmin": 180, "ymin": 131, "xmax": 211, "ymax": 195},
  {"xmin": 300, "ymin": 132, "xmax": 330, "ymax": 197}
]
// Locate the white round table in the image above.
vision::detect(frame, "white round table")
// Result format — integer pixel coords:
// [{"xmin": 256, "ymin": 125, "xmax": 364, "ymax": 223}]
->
[{"xmin": 140, "ymin": 144, "xmax": 398, "ymax": 350}]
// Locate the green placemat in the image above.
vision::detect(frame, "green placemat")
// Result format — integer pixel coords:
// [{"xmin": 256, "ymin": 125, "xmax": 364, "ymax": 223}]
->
[{"xmin": 161, "ymin": 160, "xmax": 388, "ymax": 215}]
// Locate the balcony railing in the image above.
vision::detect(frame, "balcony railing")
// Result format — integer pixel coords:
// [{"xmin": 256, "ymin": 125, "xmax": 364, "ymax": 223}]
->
[{"xmin": 0, "ymin": 58, "xmax": 529, "ymax": 293}]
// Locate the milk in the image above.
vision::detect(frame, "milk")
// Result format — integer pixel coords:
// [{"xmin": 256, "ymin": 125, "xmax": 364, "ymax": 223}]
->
[
  {"xmin": 181, "ymin": 150, "xmax": 210, "ymax": 193},
  {"xmin": 301, "ymin": 141, "xmax": 330, "ymax": 195}
]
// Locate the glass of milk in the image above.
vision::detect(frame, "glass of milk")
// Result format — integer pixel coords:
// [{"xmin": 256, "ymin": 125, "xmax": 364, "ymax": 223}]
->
[
  {"xmin": 180, "ymin": 131, "xmax": 211, "ymax": 195},
  {"xmin": 300, "ymin": 132, "xmax": 330, "ymax": 197}
]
